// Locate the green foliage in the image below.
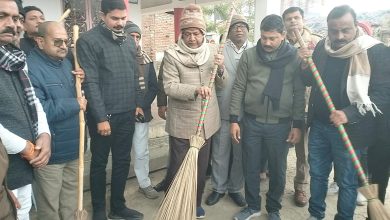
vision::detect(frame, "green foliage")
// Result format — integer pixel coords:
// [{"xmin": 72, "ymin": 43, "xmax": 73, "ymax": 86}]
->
[{"xmin": 202, "ymin": 0, "xmax": 255, "ymax": 41}]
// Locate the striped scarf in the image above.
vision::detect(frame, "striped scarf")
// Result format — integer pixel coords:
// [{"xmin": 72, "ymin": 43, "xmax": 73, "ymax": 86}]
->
[
  {"xmin": 0, "ymin": 44, "xmax": 39, "ymax": 136},
  {"xmin": 136, "ymin": 46, "xmax": 152, "ymax": 90}
]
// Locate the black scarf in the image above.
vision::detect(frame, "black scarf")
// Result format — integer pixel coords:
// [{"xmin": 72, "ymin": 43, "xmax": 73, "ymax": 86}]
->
[
  {"xmin": 0, "ymin": 44, "xmax": 39, "ymax": 136},
  {"xmin": 100, "ymin": 21, "xmax": 126, "ymax": 44},
  {"xmin": 256, "ymin": 39, "xmax": 296, "ymax": 110}
]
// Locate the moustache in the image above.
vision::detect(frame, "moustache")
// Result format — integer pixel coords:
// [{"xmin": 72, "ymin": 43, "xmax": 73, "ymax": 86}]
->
[
  {"xmin": 0, "ymin": 27, "xmax": 16, "ymax": 36},
  {"xmin": 113, "ymin": 25, "xmax": 124, "ymax": 30},
  {"xmin": 334, "ymin": 40, "xmax": 348, "ymax": 45},
  {"xmin": 263, "ymin": 46, "xmax": 273, "ymax": 50}
]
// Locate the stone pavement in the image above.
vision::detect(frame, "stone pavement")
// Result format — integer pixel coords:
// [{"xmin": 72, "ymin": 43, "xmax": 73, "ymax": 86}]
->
[{"xmin": 29, "ymin": 139, "xmax": 390, "ymax": 220}]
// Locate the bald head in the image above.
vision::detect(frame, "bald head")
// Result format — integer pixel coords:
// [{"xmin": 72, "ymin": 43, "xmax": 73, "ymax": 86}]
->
[{"xmin": 36, "ymin": 21, "xmax": 68, "ymax": 60}]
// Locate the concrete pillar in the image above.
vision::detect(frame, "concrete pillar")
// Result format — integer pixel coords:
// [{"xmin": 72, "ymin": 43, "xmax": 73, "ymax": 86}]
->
[
  {"xmin": 174, "ymin": 8, "xmax": 184, "ymax": 43},
  {"xmin": 254, "ymin": 0, "xmax": 282, "ymax": 40}
]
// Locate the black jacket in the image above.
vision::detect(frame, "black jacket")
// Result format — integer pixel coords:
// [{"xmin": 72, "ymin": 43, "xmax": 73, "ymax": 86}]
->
[
  {"xmin": 77, "ymin": 24, "xmax": 143, "ymax": 123},
  {"xmin": 303, "ymin": 40, "xmax": 390, "ymax": 149}
]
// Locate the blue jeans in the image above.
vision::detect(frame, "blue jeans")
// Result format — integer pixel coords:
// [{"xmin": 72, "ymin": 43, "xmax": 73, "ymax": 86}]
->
[
  {"xmin": 308, "ymin": 120, "xmax": 359, "ymax": 220},
  {"xmin": 242, "ymin": 115, "xmax": 290, "ymax": 212}
]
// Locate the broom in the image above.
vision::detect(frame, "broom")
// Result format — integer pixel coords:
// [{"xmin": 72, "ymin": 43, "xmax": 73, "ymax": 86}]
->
[
  {"xmin": 294, "ymin": 29, "xmax": 390, "ymax": 220},
  {"xmin": 155, "ymin": 6, "xmax": 235, "ymax": 220},
  {"xmin": 72, "ymin": 25, "xmax": 88, "ymax": 220},
  {"xmin": 58, "ymin": 9, "xmax": 71, "ymax": 22}
]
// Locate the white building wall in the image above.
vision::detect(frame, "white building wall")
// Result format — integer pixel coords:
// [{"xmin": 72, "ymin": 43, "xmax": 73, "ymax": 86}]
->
[{"xmin": 23, "ymin": 0, "xmax": 63, "ymax": 21}]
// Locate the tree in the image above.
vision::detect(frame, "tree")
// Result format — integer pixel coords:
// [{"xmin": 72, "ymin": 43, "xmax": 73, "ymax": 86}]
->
[{"xmin": 202, "ymin": 0, "xmax": 255, "ymax": 41}]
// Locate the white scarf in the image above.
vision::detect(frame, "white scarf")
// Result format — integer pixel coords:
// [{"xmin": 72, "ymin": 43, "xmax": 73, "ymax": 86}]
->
[
  {"xmin": 324, "ymin": 29, "xmax": 382, "ymax": 116},
  {"xmin": 167, "ymin": 35, "xmax": 210, "ymax": 67}
]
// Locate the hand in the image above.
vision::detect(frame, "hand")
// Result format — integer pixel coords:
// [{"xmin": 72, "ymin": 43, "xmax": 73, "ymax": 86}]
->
[
  {"xmin": 330, "ymin": 110, "xmax": 348, "ymax": 127},
  {"xmin": 97, "ymin": 121, "xmax": 111, "ymax": 136},
  {"xmin": 286, "ymin": 128, "xmax": 302, "ymax": 144},
  {"xmin": 230, "ymin": 123, "xmax": 241, "ymax": 144},
  {"xmin": 135, "ymin": 107, "xmax": 144, "ymax": 116},
  {"xmin": 30, "ymin": 133, "xmax": 51, "ymax": 168},
  {"xmin": 214, "ymin": 54, "xmax": 224, "ymax": 69},
  {"xmin": 72, "ymin": 69, "xmax": 85, "ymax": 83},
  {"xmin": 77, "ymin": 96, "xmax": 87, "ymax": 111},
  {"xmin": 7, "ymin": 190, "xmax": 20, "ymax": 209},
  {"xmin": 158, "ymin": 106, "xmax": 167, "ymax": 120},
  {"xmin": 195, "ymin": 86, "xmax": 212, "ymax": 99},
  {"xmin": 20, "ymin": 141, "xmax": 40, "ymax": 161}
]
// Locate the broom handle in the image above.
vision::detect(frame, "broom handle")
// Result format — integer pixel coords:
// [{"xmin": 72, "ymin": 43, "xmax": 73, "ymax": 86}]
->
[
  {"xmin": 293, "ymin": 29, "xmax": 368, "ymax": 185},
  {"xmin": 58, "ymin": 9, "xmax": 71, "ymax": 22},
  {"xmin": 73, "ymin": 25, "xmax": 86, "ymax": 211},
  {"xmin": 195, "ymin": 6, "xmax": 235, "ymax": 136}
]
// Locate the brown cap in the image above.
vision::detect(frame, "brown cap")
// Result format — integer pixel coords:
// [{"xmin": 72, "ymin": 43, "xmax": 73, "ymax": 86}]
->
[
  {"xmin": 180, "ymin": 4, "xmax": 206, "ymax": 33},
  {"xmin": 229, "ymin": 14, "xmax": 249, "ymax": 31}
]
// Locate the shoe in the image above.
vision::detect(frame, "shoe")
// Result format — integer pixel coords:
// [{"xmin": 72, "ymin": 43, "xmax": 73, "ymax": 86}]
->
[
  {"xmin": 93, "ymin": 211, "xmax": 107, "ymax": 220},
  {"xmin": 356, "ymin": 191, "xmax": 367, "ymax": 206},
  {"xmin": 233, "ymin": 207, "xmax": 261, "ymax": 220},
  {"xmin": 108, "ymin": 207, "xmax": 143, "ymax": 220},
  {"xmin": 153, "ymin": 179, "xmax": 167, "ymax": 192},
  {"xmin": 228, "ymin": 192, "xmax": 247, "ymax": 207},
  {"xmin": 307, "ymin": 215, "xmax": 320, "ymax": 220},
  {"xmin": 196, "ymin": 206, "xmax": 205, "ymax": 219},
  {"xmin": 268, "ymin": 212, "xmax": 281, "ymax": 220},
  {"xmin": 294, "ymin": 190, "xmax": 308, "ymax": 207},
  {"xmin": 206, "ymin": 191, "xmax": 225, "ymax": 206},
  {"xmin": 327, "ymin": 181, "xmax": 339, "ymax": 195},
  {"xmin": 139, "ymin": 185, "xmax": 159, "ymax": 199}
]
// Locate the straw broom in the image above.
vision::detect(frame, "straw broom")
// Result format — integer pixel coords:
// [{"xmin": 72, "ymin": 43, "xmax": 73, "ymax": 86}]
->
[
  {"xmin": 294, "ymin": 29, "xmax": 390, "ymax": 220},
  {"xmin": 155, "ymin": 6, "xmax": 235, "ymax": 220},
  {"xmin": 72, "ymin": 25, "xmax": 88, "ymax": 220}
]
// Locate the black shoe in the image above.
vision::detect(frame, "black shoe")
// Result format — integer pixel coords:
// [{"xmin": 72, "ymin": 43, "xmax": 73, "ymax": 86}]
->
[
  {"xmin": 93, "ymin": 211, "xmax": 107, "ymax": 220},
  {"xmin": 108, "ymin": 207, "xmax": 144, "ymax": 220},
  {"xmin": 229, "ymin": 192, "xmax": 247, "ymax": 207},
  {"xmin": 153, "ymin": 179, "xmax": 167, "ymax": 192},
  {"xmin": 205, "ymin": 191, "xmax": 225, "ymax": 206}
]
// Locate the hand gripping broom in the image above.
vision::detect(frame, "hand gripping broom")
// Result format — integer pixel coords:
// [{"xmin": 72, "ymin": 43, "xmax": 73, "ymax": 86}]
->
[
  {"xmin": 155, "ymin": 6, "xmax": 235, "ymax": 220},
  {"xmin": 294, "ymin": 29, "xmax": 390, "ymax": 220},
  {"xmin": 72, "ymin": 25, "xmax": 88, "ymax": 220}
]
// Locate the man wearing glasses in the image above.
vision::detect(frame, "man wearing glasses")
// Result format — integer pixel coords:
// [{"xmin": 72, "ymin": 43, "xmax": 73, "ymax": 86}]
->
[
  {"xmin": 27, "ymin": 21, "xmax": 86, "ymax": 220},
  {"xmin": 206, "ymin": 14, "xmax": 253, "ymax": 208}
]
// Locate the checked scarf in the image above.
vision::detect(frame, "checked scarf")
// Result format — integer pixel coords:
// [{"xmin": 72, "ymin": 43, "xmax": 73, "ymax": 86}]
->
[{"xmin": 0, "ymin": 44, "xmax": 39, "ymax": 136}]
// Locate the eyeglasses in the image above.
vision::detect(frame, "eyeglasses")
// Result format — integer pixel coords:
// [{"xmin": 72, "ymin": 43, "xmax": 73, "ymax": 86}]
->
[
  {"xmin": 182, "ymin": 31, "xmax": 203, "ymax": 38},
  {"xmin": 53, "ymin": 39, "xmax": 69, "ymax": 47},
  {"xmin": 232, "ymin": 24, "xmax": 247, "ymax": 31}
]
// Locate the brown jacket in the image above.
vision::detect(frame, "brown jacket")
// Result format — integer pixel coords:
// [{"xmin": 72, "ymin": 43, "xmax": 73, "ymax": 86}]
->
[
  {"xmin": 0, "ymin": 141, "xmax": 16, "ymax": 220},
  {"xmin": 163, "ymin": 44, "xmax": 227, "ymax": 139}
]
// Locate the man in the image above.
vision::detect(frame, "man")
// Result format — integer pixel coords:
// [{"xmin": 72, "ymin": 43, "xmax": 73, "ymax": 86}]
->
[
  {"xmin": 76, "ymin": 0, "xmax": 144, "ymax": 219},
  {"xmin": 27, "ymin": 21, "xmax": 87, "ymax": 220},
  {"xmin": 19, "ymin": 5, "xmax": 44, "ymax": 54},
  {"xmin": 282, "ymin": 6, "xmax": 322, "ymax": 207},
  {"xmin": 124, "ymin": 21, "xmax": 159, "ymax": 199},
  {"xmin": 300, "ymin": 5, "xmax": 387, "ymax": 220},
  {"xmin": 206, "ymin": 14, "xmax": 253, "ymax": 207},
  {"xmin": 162, "ymin": 3, "xmax": 226, "ymax": 219},
  {"xmin": 0, "ymin": 140, "xmax": 16, "ymax": 220},
  {"xmin": 12, "ymin": 0, "xmax": 24, "ymax": 47},
  {"xmin": 0, "ymin": 1, "xmax": 51, "ymax": 220},
  {"xmin": 230, "ymin": 15, "xmax": 305, "ymax": 220}
]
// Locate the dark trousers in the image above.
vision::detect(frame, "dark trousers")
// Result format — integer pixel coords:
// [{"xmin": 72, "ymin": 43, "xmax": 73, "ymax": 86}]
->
[
  {"xmin": 88, "ymin": 111, "xmax": 135, "ymax": 213},
  {"xmin": 165, "ymin": 136, "xmax": 211, "ymax": 207},
  {"xmin": 241, "ymin": 115, "xmax": 290, "ymax": 212}
]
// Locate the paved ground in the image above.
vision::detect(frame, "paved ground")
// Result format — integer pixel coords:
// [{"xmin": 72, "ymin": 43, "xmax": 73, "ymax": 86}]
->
[{"xmin": 29, "ymin": 142, "xmax": 390, "ymax": 220}]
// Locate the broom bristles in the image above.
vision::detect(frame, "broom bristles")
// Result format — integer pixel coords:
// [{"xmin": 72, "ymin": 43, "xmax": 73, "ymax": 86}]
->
[
  {"xmin": 74, "ymin": 210, "xmax": 88, "ymax": 220},
  {"xmin": 155, "ymin": 147, "xmax": 200, "ymax": 220},
  {"xmin": 359, "ymin": 184, "xmax": 390, "ymax": 220}
]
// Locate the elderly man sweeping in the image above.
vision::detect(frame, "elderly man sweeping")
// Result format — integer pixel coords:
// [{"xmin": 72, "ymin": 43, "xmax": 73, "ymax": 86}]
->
[{"xmin": 162, "ymin": 3, "xmax": 227, "ymax": 219}]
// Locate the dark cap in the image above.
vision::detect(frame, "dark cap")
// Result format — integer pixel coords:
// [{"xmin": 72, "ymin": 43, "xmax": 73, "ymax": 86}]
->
[{"xmin": 125, "ymin": 21, "xmax": 141, "ymax": 36}]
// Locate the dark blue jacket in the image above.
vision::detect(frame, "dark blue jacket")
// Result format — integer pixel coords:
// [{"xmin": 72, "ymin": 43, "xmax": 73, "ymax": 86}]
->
[
  {"xmin": 28, "ymin": 48, "xmax": 79, "ymax": 164},
  {"xmin": 140, "ymin": 62, "xmax": 158, "ymax": 122}
]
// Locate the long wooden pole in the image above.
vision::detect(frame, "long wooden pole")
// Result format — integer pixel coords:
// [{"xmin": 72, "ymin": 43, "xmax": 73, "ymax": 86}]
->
[{"xmin": 72, "ymin": 25, "xmax": 87, "ymax": 220}]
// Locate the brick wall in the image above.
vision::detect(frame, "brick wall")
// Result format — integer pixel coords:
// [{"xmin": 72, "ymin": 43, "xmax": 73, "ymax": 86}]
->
[{"xmin": 141, "ymin": 12, "xmax": 175, "ymax": 61}]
